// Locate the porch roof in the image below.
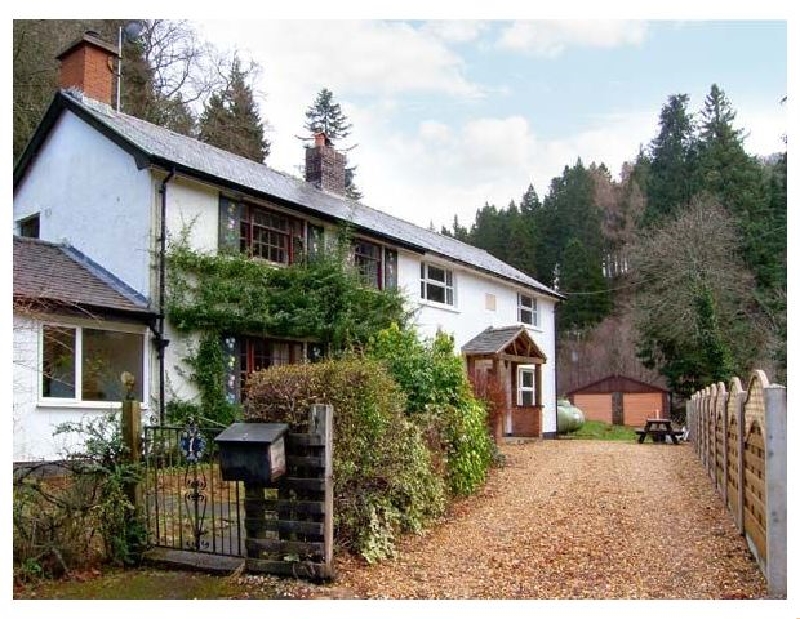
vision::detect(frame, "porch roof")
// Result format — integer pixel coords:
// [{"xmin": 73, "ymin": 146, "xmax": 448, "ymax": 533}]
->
[{"xmin": 462, "ymin": 325, "xmax": 546, "ymax": 363}]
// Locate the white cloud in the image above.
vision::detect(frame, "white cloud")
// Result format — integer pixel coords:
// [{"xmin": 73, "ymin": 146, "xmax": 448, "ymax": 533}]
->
[
  {"xmin": 347, "ymin": 109, "xmax": 659, "ymax": 231},
  {"xmin": 194, "ymin": 19, "xmax": 486, "ymax": 187},
  {"xmin": 497, "ymin": 20, "xmax": 649, "ymax": 57},
  {"xmin": 198, "ymin": 20, "xmax": 481, "ymax": 99},
  {"xmin": 421, "ymin": 20, "xmax": 488, "ymax": 44},
  {"xmin": 735, "ymin": 100, "xmax": 787, "ymax": 157}
]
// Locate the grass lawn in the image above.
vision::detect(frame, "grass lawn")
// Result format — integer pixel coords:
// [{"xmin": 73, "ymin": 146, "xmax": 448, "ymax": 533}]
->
[
  {"xmin": 561, "ymin": 420, "xmax": 637, "ymax": 441},
  {"xmin": 13, "ymin": 567, "xmax": 282, "ymax": 600}
]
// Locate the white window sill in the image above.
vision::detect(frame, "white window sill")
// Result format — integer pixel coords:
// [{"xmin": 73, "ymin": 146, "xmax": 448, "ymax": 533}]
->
[
  {"xmin": 518, "ymin": 322, "xmax": 543, "ymax": 333},
  {"xmin": 37, "ymin": 401, "xmax": 148, "ymax": 411},
  {"xmin": 418, "ymin": 299, "xmax": 461, "ymax": 314}
]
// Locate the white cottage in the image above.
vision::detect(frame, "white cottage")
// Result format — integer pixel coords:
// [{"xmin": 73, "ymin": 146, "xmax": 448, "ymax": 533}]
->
[{"xmin": 12, "ymin": 32, "xmax": 563, "ymax": 462}]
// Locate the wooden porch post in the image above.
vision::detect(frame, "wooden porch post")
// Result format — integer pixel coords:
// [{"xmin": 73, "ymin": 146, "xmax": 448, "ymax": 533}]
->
[
  {"xmin": 493, "ymin": 356, "xmax": 504, "ymax": 442},
  {"xmin": 535, "ymin": 364, "xmax": 542, "ymax": 408}
]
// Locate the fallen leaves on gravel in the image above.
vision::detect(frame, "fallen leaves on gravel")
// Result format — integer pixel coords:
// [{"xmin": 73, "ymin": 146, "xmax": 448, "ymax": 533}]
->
[{"xmin": 245, "ymin": 441, "xmax": 769, "ymax": 600}]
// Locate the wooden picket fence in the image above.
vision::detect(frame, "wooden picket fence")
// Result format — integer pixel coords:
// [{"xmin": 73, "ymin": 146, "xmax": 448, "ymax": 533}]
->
[{"xmin": 686, "ymin": 370, "xmax": 786, "ymax": 599}]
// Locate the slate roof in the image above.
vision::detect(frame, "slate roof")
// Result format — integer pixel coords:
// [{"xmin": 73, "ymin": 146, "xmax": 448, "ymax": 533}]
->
[
  {"xmin": 13, "ymin": 236, "xmax": 152, "ymax": 317},
  {"xmin": 462, "ymin": 325, "xmax": 536, "ymax": 355},
  {"xmin": 14, "ymin": 90, "xmax": 563, "ymax": 300}
]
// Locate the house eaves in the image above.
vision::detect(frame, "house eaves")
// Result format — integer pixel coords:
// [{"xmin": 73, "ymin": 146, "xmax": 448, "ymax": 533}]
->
[{"xmin": 14, "ymin": 90, "xmax": 565, "ymax": 301}]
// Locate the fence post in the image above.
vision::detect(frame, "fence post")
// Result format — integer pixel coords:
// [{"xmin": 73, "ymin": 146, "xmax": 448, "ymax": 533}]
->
[
  {"xmin": 734, "ymin": 381, "xmax": 746, "ymax": 535},
  {"xmin": 764, "ymin": 384, "xmax": 787, "ymax": 599},
  {"xmin": 700, "ymin": 388, "xmax": 708, "ymax": 469},
  {"xmin": 310, "ymin": 404, "xmax": 334, "ymax": 580},
  {"xmin": 709, "ymin": 384, "xmax": 717, "ymax": 480},
  {"xmin": 718, "ymin": 382, "xmax": 728, "ymax": 504},
  {"xmin": 120, "ymin": 371, "xmax": 142, "ymax": 510}
]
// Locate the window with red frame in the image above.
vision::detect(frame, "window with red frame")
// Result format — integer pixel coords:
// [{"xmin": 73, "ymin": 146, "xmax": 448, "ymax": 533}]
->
[
  {"xmin": 238, "ymin": 337, "xmax": 303, "ymax": 402},
  {"xmin": 239, "ymin": 204, "xmax": 304, "ymax": 264},
  {"xmin": 352, "ymin": 239, "xmax": 382, "ymax": 288}
]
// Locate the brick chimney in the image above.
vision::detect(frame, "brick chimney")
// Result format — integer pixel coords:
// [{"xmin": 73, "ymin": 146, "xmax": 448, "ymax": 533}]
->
[
  {"xmin": 57, "ymin": 30, "xmax": 119, "ymax": 106},
  {"xmin": 305, "ymin": 132, "xmax": 347, "ymax": 195}
]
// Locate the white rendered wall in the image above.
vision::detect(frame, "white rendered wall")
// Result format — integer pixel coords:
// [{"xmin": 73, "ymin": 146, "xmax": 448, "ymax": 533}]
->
[
  {"xmin": 157, "ymin": 176, "xmax": 221, "ymax": 408},
  {"xmin": 13, "ymin": 111, "xmax": 154, "ymax": 297},
  {"xmin": 396, "ymin": 250, "xmax": 558, "ymax": 435}
]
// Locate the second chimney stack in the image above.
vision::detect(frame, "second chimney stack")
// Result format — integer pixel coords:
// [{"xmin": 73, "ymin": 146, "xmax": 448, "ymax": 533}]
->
[{"xmin": 305, "ymin": 132, "xmax": 347, "ymax": 196}]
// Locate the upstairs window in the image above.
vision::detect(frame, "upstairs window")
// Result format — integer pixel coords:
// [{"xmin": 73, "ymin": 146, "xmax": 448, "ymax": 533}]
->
[
  {"xmin": 420, "ymin": 262, "xmax": 454, "ymax": 306},
  {"xmin": 349, "ymin": 240, "xmax": 397, "ymax": 291},
  {"xmin": 240, "ymin": 205, "xmax": 303, "ymax": 264},
  {"xmin": 517, "ymin": 293, "xmax": 538, "ymax": 327},
  {"xmin": 307, "ymin": 224, "xmax": 325, "ymax": 259},
  {"xmin": 219, "ymin": 197, "xmax": 304, "ymax": 265},
  {"xmin": 18, "ymin": 214, "xmax": 40, "ymax": 239},
  {"xmin": 353, "ymin": 239, "xmax": 382, "ymax": 288}
]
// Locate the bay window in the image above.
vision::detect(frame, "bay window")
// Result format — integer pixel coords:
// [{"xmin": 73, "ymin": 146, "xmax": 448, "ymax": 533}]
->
[{"xmin": 41, "ymin": 324, "xmax": 145, "ymax": 403}]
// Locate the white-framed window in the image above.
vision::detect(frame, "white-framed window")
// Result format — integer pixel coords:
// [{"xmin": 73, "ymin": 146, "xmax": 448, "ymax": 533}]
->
[
  {"xmin": 518, "ymin": 368, "xmax": 535, "ymax": 407},
  {"xmin": 39, "ymin": 323, "xmax": 146, "ymax": 404},
  {"xmin": 517, "ymin": 293, "xmax": 538, "ymax": 327},
  {"xmin": 420, "ymin": 262, "xmax": 455, "ymax": 306}
]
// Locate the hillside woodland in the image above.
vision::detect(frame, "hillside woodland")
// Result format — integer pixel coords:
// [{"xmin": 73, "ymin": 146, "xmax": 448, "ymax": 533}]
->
[{"xmin": 15, "ymin": 20, "xmax": 787, "ymax": 404}]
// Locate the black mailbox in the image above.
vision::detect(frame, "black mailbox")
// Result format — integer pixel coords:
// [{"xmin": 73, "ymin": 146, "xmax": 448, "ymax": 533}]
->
[{"xmin": 215, "ymin": 422, "xmax": 288, "ymax": 484}]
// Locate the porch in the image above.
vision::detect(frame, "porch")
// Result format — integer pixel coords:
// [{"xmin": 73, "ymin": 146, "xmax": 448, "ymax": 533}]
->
[{"xmin": 463, "ymin": 325, "xmax": 546, "ymax": 442}]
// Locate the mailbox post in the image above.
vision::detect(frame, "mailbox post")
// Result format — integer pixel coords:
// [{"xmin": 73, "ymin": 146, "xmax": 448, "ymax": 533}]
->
[
  {"xmin": 215, "ymin": 422, "xmax": 288, "ymax": 484},
  {"xmin": 215, "ymin": 422, "xmax": 289, "ymax": 560}
]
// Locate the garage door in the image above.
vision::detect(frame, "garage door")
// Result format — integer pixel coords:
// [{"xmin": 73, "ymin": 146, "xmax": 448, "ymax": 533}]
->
[
  {"xmin": 623, "ymin": 393, "xmax": 663, "ymax": 427},
  {"xmin": 573, "ymin": 394, "xmax": 613, "ymax": 424}
]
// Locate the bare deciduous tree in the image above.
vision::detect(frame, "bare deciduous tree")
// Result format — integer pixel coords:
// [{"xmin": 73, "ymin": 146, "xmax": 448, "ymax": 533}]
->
[{"xmin": 627, "ymin": 196, "xmax": 765, "ymax": 396}]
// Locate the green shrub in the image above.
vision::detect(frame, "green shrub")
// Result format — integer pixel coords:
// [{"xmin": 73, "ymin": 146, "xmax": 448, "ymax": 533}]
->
[
  {"xmin": 244, "ymin": 359, "xmax": 445, "ymax": 562},
  {"xmin": 13, "ymin": 413, "xmax": 147, "ymax": 581},
  {"xmin": 367, "ymin": 324, "xmax": 494, "ymax": 495}
]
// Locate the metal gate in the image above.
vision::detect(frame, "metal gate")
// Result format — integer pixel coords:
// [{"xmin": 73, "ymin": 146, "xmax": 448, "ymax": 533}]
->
[{"xmin": 143, "ymin": 420, "xmax": 246, "ymax": 557}]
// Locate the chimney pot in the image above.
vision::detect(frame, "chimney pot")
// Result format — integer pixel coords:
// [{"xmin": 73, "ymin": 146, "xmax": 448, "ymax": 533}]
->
[{"xmin": 314, "ymin": 132, "xmax": 327, "ymax": 148}]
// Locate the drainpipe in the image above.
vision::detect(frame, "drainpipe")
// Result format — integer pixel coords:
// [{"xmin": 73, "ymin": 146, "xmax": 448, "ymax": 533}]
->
[{"xmin": 156, "ymin": 168, "xmax": 175, "ymax": 425}]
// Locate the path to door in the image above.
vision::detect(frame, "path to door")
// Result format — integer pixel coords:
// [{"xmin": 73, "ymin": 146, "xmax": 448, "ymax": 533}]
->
[{"xmin": 306, "ymin": 441, "xmax": 768, "ymax": 599}]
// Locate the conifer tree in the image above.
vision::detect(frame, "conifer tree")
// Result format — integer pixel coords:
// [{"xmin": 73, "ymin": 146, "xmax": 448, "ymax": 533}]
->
[
  {"xmin": 198, "ymin": 58, "xmax": 270, "ymax": 162},
  {"xmin": 303, "ymin": 88, "xmax": 361, "ymax": 200},
  {"xmin": 558, "ymin": 237, "xmax": 611, "ymax": 331},
  {"xmin": 643, "ymin": 94, "xmax": 697, "ymax": 224}
]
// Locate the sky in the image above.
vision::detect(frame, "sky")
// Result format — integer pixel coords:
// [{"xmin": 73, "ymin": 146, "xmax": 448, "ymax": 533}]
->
[{"xmin": 192, "ymin": 18, "xmax": 787, "ymax": 231}]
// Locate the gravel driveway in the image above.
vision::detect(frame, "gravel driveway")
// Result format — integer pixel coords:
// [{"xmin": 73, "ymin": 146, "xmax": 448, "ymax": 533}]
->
[{"xmin": 310, "ymin": 440, "xmax": 768, "ymax": 599}]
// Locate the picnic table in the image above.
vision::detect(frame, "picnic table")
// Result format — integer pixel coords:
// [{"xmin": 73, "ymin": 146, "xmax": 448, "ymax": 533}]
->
[{"xmin": 635, "ymin": 418, "xmax": 680, "ymax": 445}]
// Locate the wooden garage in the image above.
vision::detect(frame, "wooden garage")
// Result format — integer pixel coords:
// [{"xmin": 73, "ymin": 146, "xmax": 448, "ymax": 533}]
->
[{"xmin": 566, "ymin": 375, "xmax": 671, "ymax": 427}]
